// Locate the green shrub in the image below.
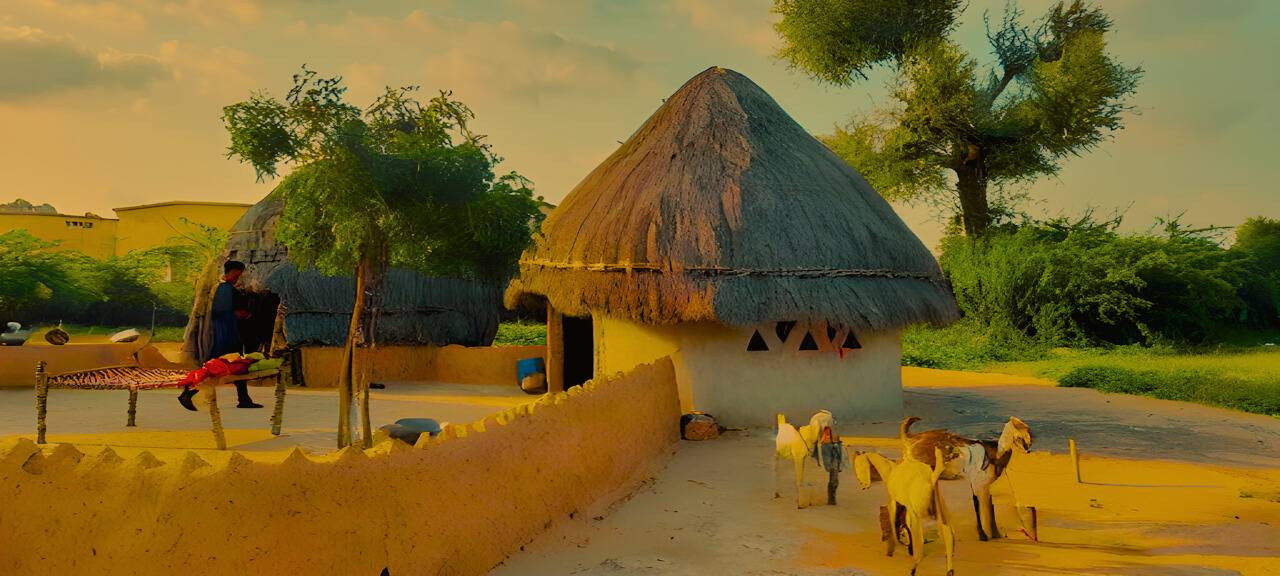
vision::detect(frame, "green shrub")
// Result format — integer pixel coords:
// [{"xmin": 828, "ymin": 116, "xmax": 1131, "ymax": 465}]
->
[
  {"xmin": 1057, "ymin": 364, "xmax": 1280, "ymax": 416},
  {"xmin": 493, "ymin": 321, "xmax": 546, "ymax": 347},
  {"xmin": 1, "ymin": 229, "xmax": 209, "ymax": 327},
  {"xmin": 940, "ymin": 213, "xmax": 1280, "ymax": 346},
  {"xmin": 901, "ymin": 319, "xmax": 1049, "ymax": 370}
]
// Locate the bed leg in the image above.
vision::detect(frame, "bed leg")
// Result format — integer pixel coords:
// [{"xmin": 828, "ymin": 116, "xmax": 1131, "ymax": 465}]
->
[
  {"xmin": 271, "ymin": 372, "xmax": 286, "ymax": 436},
  {"xmin": 127, "ymin": 387, "xmax": 138, "ymax": 427},
  {"xmin": 207, "ymin": 380, "xmax": 227, "ymax": 450},
  {"xmin": 35, "ymin": 361, "xmax": 48, "ymax": 444}
]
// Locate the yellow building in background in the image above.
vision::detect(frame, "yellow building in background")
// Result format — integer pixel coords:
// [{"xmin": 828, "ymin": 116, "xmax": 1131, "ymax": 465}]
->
[
  {"xmin": 112, "ymin": 201, "xmax": 250, "ymax": 256},
  {"xmin": 0, "ymin": 211, "xmax": 119, "ymax": 259},
  {"xmin": 0, "ymin": 200, "xmax": 250, "ymax": 259}
]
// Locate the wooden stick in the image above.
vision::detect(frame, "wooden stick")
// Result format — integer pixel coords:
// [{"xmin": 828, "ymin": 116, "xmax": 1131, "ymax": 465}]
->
[
  {"xmin": 1069, "ymin": 438, "xmax": 1081, "ymax": 483},
  {"xmin": 127, "ymin": 387, "xmax": 138, "ymax": 427},
  {"xmin": 271, "ymin": 371, "xmax": 286, "ymax": 436},
  {"xmin": 35, "ymin": 361, "xmax": 48, "ymax": 444},
  {"xmin": 207, "ymin": 379, "xmax": 226, "ymax": 450}
]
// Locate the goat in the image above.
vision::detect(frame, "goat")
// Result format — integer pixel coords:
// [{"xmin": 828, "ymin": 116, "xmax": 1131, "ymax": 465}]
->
[
  {"xmin": 773, "ymin": 413, "xmax": 812, "ymax": 508},
  {"xmin": 854, "ymin": 447, "xmax": 955, "ymax": 576},
  {"xmin": 900, "ymin": 416, "xmax": 1035, "ymax": 541},
  {"xmin": 798, "ymin": 409, "xmax": 835, "ymax": 450}
]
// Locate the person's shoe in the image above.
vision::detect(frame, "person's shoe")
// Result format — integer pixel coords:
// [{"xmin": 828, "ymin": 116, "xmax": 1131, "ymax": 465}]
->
[
  {"xmin": 178, "ymin": 387, "xmax": 199, "ymax": 411},
  {"xmin": 236, "ymin": 401, "xmax": 264, "ymax": 408}
]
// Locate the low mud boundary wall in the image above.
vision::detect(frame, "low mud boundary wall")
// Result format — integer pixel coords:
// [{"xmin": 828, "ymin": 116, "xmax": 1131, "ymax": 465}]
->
[
  {"xmin": 299, "ymin": 344, "xmax": 545, "ymax": 388},
  {"xmin": 0, "ymin": 358, "xmax": 678, "ymax": 575}
]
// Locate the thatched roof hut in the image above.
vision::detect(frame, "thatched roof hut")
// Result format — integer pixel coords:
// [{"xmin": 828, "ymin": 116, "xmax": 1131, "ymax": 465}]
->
[
  {"xmin": 507, "ymin": 67, "xmax": 957, "ymax": 330},
  {"xmin": 183, "ymin": 190, "xmax": 501, "ymax": 362},
  {"xmin": 507, "ymin": 67, "xmax": 958, "ymax": 426}
]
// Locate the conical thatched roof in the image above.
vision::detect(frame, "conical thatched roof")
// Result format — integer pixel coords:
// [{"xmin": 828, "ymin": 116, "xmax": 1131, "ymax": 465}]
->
[
  {"xmin": 507, "ymin": 67, "xmax": 958, "ymax": 331},
  {"xmin": 184, "ymin": 190, "xmax": 501, "ymax": 357}
]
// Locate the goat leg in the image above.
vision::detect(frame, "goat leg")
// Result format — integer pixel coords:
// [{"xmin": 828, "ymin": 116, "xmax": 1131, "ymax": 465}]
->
[
  {"xmin": 908, "ymin": 512, "xmax": 924, "ymax": 575},
  {"xmin": 972, "ymin": 494, "xmax": 989, "ymax": 541},
  {"xmin": 793, "ymin": 456, "xmax": 806, "ymax": 508}
]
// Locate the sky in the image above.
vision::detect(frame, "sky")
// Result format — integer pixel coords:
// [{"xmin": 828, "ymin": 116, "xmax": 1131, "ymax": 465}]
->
[{"xmin": 1, "ymin": 0, "xmax": 1277, "ymax": 250}]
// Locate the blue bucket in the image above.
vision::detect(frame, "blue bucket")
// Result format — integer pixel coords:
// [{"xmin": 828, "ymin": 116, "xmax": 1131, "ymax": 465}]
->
[{"xmin": 516, "ymin": 356, "xmax": 546, "ymax": 386}]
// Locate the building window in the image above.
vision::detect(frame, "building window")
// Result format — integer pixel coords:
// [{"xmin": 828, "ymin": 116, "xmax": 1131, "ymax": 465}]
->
[
  {"xmin": 64, "ymin": 220, "xmax": 93, "ymax": 229},
  {"xmin": 774, "ymin": 321, "xmax": 796, "ymax": 344},
  {"xmin": 798, "ymin": 331, "xmax": 820, "ymax": 351},
  {"xmin": 746, "ymin": 329, "xmax": 769, "ymax": 351}
]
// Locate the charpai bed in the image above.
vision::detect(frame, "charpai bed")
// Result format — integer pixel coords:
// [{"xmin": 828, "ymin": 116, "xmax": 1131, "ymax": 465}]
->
[{"xmin": 34, "ymin": 362, "xmax": 285, "ymax": 450}]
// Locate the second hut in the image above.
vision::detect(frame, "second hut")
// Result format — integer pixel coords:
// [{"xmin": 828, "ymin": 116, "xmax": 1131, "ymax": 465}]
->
[{"xmin": 507, "ymin": 67, "xmax": 959, "ymax": 426}]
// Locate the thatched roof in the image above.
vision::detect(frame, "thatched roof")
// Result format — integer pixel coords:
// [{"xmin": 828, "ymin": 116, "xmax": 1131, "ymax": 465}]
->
[
  {"xmin": 507, "ymin": 67, "xmax": 959, "ymax": 331},
  {"xmin": 186, "ymin": 190, "xmax": 501, "ymax": 350}
]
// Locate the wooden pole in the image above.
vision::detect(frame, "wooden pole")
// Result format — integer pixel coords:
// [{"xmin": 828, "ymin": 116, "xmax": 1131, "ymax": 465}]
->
[
  {"xmin": 271, "ymin": 371, "xmax": 286, "ymax": 436},
  {"xmin": 545, "ymin": 305, "xmax": 565, "ymax": 394},
  {"xmin": 127, "ymin": 387, "xmax": 138, "ymax": 427},
  {"xmin": 1068, "ymin": 438, "xmax": 1081, "ymax": 483},
  {"xmin": 207, "ymin": 379, "xmax": 227, "ymax": 450},
  {"xmin": 35, "ymin": 361, "xmax": 48, "ymax": 444}
]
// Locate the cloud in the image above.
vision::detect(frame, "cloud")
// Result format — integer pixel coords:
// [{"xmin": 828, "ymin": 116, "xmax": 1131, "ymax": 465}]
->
[
  {"xmin": 17, "ymin": 0, "xmax": 147, "ymax": 33},
  {"xmin": 667, "ymin": 0, "xmax": 777, "ymax": 56},
  {"xmin": 314, "ymin": 10, "xmax": 641, "ymax": 104},
  {"xmin": 0, "ymin": 26, "xmax": 169, "ymax": 100},
  {"xmin": 157, "ymin": 41, "xmax": 260, "ymax": 98}
]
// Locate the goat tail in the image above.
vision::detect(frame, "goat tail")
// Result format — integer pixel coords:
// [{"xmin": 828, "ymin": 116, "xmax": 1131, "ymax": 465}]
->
[
  {"xmin": 899, "ymin": 416, "xmax": 922, "ymax": 442},
  {"xmin": 776, "ymin": 413, "xmax": 788, "ymax": 430}
]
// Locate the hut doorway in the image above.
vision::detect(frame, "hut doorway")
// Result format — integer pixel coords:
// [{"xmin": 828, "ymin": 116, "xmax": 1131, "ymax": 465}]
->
[
  {"xmin": 561, "ymin": 315, "xmax": 594, "ymax": 388},
  {"xmin": 240, "ymin": 291, "xmax": 281, "ymax": 355}
]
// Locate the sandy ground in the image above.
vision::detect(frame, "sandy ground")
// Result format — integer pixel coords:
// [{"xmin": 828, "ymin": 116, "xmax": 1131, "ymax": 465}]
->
[
  {"xmin": 0, "ymin": 381, "xmax": 533, "ymax": 455},
  {"xmin": 495, "ymin": 376, "xmax": 1280, "ymax": 576}
]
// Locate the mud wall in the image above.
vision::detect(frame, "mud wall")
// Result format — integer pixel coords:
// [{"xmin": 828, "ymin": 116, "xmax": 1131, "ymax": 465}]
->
[
  {"xmin": 0, "ymin": 358, "xmax": 678, "ymax": 576},
  {"xmin": 299, "ymin": 344, "xmax": 545, "ymax": 388}
]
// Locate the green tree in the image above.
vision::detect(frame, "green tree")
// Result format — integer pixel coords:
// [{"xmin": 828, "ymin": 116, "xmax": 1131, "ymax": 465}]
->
[
  {"xmin": 0, "ymin": 230, "xmax": 97, "ymax": 324},
  {"xmin": 774, "ymin": 0, "xmax": 1142, "ymax": 236},
  {"xmin": 1232, "ymin": 216, "xmax": 1280, "ymax": 327},
  {"xmin": 223, "ymin": 68, "xmax": 544, "ymax": 448}
]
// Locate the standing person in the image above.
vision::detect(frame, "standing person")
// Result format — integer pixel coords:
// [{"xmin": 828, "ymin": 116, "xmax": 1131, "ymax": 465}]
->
[{"xmin": 178, "ymin": 260, "xmax": 263, "ymax": 410}]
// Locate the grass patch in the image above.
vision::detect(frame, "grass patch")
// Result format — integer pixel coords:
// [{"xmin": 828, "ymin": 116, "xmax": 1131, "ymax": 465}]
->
[
  {"xmin": 1057, "ymin": 364, "xmax": 1280, "ymax": 417},
  {"xmin": 901, "ymin": 319, "xmax": 1049, "ymax": 370},
  {"xmin": 907, "ymin": 322, "xmax": 1280, "ymax": 416},
  {"xmin": 493, "ymin": 320, "xmax": 546, "ymax": 347},
  {"xmin": 30, "ymin": 324, "xmax": 186, "ymax": 342}
]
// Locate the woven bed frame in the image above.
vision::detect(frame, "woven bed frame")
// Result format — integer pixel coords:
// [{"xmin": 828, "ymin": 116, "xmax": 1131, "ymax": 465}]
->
[{"xmin": 34, "ymin": 361, "xmax": 285, "ymax": 451}]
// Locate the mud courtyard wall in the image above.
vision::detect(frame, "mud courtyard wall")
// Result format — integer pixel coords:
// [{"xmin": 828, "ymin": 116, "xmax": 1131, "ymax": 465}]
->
[
  {"xmin": 0, "ymin": 358, "xmax": 679, "ymax": 575},
  {"xmin": 299, "ymin": 344, "xmax": 546, "ymax": 387}
]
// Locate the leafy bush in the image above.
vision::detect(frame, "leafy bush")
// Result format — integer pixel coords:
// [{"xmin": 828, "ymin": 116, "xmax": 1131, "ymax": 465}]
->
[
  {"xmin": 493, "ymin": 321, "xmax": 546, "ymax": 347},
  {"xmin": 1058, "ymin": 364, "xmax": 1280, "ymax": 416},
  {"xmin": 901, "ymin": 318, "xmax": 1048, "ymax": 370},
  {"xmin": 0, "ymin": 228, "xmax": 212, "ymax": 328},
  {"xmin": 939, "ymin": 213, "xmax": 1280, "ymax": 346}
]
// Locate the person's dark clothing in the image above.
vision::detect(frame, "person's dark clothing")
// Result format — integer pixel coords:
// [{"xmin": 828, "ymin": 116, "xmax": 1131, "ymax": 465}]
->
[{"xmin": 210, "ymin": 281, "xmax": 243, "ymax": 358}]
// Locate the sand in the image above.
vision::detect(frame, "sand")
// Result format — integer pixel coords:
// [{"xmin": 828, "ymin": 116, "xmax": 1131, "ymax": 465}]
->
[{"xmin": 495, "ymin": 372, "xmax": 1280, "ymax": 575}]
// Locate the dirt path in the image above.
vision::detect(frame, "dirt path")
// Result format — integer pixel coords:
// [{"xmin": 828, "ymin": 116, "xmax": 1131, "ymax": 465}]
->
[
  {"xmin": 495, "ymin": 378, "xmax": 1280, "ymax": 575},
  {"xmin": 901, "ymin": 379, "xmax": 1280, "ymax": 468}
]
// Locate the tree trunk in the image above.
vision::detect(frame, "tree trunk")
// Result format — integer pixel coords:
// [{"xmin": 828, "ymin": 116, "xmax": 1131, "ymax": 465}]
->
[
  {"xmin": 357, "ymin": 250, "xmax": 384, "ymax": 449},
  {"xmin": 337, "ymin": 260, "xmax": 366, "ymax": 449},
  {"xmin": 359, "ymin": 342, "xmax": 373, "ymax": 449},
  {"xmin": 956, "ymin": 158, "xmax": 991, "ymax": 237}
]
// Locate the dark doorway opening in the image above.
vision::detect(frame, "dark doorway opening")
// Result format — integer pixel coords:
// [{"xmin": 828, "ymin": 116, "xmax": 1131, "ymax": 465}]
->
[
  {"xmin": 240, "ymin": 291, "xmax": 281, "ymax": 355},
  {"xmin": 562, "ymin": 315, "xmax": 594, "ymax": 389}
]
